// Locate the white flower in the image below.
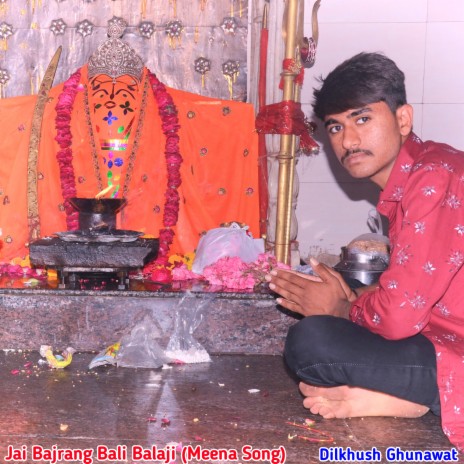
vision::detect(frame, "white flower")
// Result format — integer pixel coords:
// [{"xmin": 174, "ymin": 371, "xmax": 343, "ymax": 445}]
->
[
  {"xmin": 423, "ymin": 261, "xmax": 436, "ymax": 275},
  {"xmin": 440, "ymin": 161, "xmax": 454, "ymax": 172},
  {"xmin": 412, "ymin": 162, "xmax": 423, "ymax": 172},
  {"xmin": 448, "ymin": 250, "xmax": 464, "ymax": 270},
  {"xmin": 392, "ymin": 186, "xmax": 404, "ymax": 201},
  {"xmin": 436, "ymin": 302, "xmax": 450, "ymax": 317},
  {"xmin": 395, "ymin": 246, "xmax": 412, "ymax": 266},
  {"xmin": 400, "ymin": 163, "xmax": 412, "ymax": 173},
  {"xmin": 443, "ymin": 333, "xmax": 457, "ymax": 342},
  {"xmin": 424, "ymin": 164, "xmax": 437, "ymax": 172},
  {"xmin": 455, "ymin": 224, "xmax": 464, "ymax": 236},
  {"xmin": 407, "ymin": 292, "xmax": 426, "ymax": 310},
  {"xmin": 414, "ymin": 221, "xmax": 425, "ymax": 234},
  {"xmin": 446, "ymin": 194, "xmax": 461, "ymax": 209},
  {"xmin": 413, "ymin": 321, "xmax": 425, "ymax": 331},
  {"xmin": 421, "ymin": 186, "xmax": 436, "ymax": 197}
]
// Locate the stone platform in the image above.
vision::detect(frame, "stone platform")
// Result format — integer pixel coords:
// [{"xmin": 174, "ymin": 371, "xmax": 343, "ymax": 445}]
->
[{"xmin": 0, "ymin": 275, "xmax": 298, "ymax": 353}]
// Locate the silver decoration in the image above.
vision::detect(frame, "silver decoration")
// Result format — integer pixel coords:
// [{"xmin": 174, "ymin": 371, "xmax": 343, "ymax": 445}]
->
[
  {"xmin": 88, "ymin": 17, "xmax": 144, "ymax": 82},
  {"xmin": 138, "ymin": 21, "xmax": 155, "ymax": 39},
  {"xmin": 194, "ymin": 57, "xmax": 211, "ymax": 75},
  {"xmin": 0, "ymin": 68, "xmax": 10, "ymax": 85},
  {"xmin": 300, "ymin": 37, "xmax": 317, "ymax": 68},
  {"xmin": 76, "ymin": 19, "xmax": 94, "ymax": 38},
  {"xmin": 0, "ymin": 22, "xmax": 13, "ymax": 40},
  {"xmin": 165, "ymin": 20, "xmax": 183, "ymax": 39},
  {"xmin": 0, "ymin": 0, "xmax": 249, "ymax": 101},
  {"xmin": 221, "ymin": 17, "xmax": 238, "ymax": 34},
  {"xmin": 222, "ymin": 60, "xmax": 240, "ymax": 77},
  {"xmin": 50, "ymin": 18, "xmax": 67, "ymax": 36}
]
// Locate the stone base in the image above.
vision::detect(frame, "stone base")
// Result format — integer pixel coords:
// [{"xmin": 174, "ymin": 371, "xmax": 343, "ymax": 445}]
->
[{"xmin": 0, "ymin": 278, "xmax": 299, "ymax": 354}]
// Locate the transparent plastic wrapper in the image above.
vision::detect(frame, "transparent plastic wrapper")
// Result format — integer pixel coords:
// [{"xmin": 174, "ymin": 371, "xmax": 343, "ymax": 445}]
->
[
  {"xmin": 116, "ymin": 316, "xmax": 170, "ymax": 369},
  {"xmin": 192, "ymin": 222, "xmax": 264, "ymax": 274},
  {"xmin": 165, "ymin": 292, "xmax": 212, "ymax": 364}
]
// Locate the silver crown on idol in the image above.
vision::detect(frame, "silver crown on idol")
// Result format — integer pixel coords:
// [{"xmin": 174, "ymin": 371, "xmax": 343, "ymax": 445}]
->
[{"xmin": 87, "ymin": 17, "xmax": 144, "ymax": 82}]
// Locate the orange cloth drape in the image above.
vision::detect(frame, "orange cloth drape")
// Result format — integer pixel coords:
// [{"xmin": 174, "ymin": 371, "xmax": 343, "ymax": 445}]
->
[{"xmin": 0, "ymin": 66, "xmax": 259, "ymax": 262}]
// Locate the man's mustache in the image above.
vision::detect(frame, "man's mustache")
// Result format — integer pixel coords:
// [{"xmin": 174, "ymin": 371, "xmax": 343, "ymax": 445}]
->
[{"xmin": 341, "ymin": 148, "xmax": 373, "ymax": 164}]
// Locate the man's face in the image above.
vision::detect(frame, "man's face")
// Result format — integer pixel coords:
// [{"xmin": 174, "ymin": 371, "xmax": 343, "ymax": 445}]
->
[{"xmin": 324, "ymin": 101, "xmax": 412, "ymax": 189}]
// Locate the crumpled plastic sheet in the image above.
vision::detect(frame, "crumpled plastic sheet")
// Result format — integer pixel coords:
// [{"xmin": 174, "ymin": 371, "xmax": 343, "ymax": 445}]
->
[{"xmin": 115, "ymin": 291, "xmax": 213, "ymax": 369}]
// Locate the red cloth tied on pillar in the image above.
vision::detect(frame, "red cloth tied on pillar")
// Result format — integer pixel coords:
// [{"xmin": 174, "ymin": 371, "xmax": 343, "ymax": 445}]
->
[
  {"xmin": 279, "ymin": 59, "xmax": 305, "ymax": 90},
  {"xmin": 255, "ymin": 100, "xmax": 319, "ymax": 154}
]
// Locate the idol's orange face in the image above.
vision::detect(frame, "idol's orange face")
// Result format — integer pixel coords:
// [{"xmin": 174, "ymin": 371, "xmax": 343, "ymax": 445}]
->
[{"xmin": 324, "ymin": 101, "xmax": 413, "ymax": 189}]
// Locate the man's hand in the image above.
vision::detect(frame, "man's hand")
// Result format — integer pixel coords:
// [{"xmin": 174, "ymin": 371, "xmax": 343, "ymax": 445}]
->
[{"xmin": 265, "ymin": 258, "xmax": 354, "ymax": 319}]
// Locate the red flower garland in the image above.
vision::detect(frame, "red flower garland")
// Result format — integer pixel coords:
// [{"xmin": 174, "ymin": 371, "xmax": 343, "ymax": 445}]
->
[
  {"xmin": 148, "ymin": 73, "xmax": 182, "ymax": 258},
  {"xmin": 54, "ymin": 69, "xmax": 182, "ymax": 259},
  {"xmin": 55, "ymin": 69, "xmax": 81, "ymax": 231}
]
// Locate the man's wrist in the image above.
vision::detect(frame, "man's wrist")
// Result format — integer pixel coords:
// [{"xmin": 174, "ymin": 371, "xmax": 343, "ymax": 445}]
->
[{"xmin": 335, "ymin": 298, "xmax": 352, "ymax": 319}]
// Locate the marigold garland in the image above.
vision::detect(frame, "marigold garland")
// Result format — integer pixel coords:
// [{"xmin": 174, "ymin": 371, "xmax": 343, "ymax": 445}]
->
[{"xmin": 54, "ymin": 69, "xmax": 183, "ymax": 259}]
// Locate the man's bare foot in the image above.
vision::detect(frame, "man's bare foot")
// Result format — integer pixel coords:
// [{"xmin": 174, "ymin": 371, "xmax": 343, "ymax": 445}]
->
[{"xmin": 299, "ymin": 382, "xmax": 429, "ymax": 419}]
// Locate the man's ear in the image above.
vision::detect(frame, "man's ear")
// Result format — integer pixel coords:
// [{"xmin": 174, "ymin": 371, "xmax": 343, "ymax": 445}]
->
[{"xmin": 396, "ymin": 104, "xmax": 414, "ymax": 137}]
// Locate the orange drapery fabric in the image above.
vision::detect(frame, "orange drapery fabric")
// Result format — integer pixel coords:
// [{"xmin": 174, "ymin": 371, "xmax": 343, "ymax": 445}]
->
[{"xmin": 0, "ymin": 66, "xmax": 260, "ymax": 262}]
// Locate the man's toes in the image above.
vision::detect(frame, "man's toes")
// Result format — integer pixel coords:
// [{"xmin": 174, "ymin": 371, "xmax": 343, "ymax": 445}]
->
[
  {"xmin": 318, "ymin": 405, "xmax": 336, "ymax": 419},
  {"xmin": 310, "ymin": 403, "xmax": 323, "ymax": 415},
  {"xmin": 303, "ymin": 396, "xmax": 325, "ymax": 414},
  {"xmin": 303, "ymin": 396, "xmax": 317, "ymax": 409}
]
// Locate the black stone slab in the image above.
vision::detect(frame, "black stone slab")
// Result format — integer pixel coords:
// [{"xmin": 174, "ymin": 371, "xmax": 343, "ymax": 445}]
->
[{"xmin": 29, "ymin": 237, "xmax": 159, "ymax": 268}]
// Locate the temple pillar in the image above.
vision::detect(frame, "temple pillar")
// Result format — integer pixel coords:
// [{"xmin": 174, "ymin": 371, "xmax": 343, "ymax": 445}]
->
[{"xmin": 249, "ymin": 0, "xmax": 300, "ymax": 266}]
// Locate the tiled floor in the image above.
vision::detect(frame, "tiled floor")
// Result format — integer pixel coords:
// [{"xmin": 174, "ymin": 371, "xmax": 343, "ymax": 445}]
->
[{"xmin": 0, "ymin": 351, "xmax": 456, "ymax": 464}]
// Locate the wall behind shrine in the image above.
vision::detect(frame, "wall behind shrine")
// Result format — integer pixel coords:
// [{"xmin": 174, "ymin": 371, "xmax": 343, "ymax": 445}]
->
[
  {"xmin": 296, "ymin": 0, "xmax": 464, "ymax": 260},
  {"xmin": 0, "ymin": 0, "xmax": 249, "ymax": 101}
]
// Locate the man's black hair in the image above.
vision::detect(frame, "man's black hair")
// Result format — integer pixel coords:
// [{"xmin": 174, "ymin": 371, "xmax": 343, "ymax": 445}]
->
[{"xmin": 312, "ymin": 52, "xmax": 407, "ymax": 121}]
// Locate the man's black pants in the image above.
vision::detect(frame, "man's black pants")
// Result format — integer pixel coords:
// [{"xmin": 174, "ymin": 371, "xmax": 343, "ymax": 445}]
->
[{"xmin": 284, "ymin": 315, "xmax": 441, "ymax": 415}]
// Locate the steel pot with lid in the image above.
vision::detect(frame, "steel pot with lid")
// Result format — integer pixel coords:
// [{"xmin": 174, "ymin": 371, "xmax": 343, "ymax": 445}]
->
[{"xmin": 333, "ymin": 233, "xmax": 390, "ymax": 286}]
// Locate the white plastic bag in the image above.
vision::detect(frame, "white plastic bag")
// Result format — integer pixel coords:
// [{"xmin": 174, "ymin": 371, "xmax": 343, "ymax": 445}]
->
[
  {"xmin": 116, "ymin": 316, "xmax": 170, "ymax": 369},
  {"xmin": 192, "ymin": 222, "xmax": 264, "ymax": 274},
  {"xmin": 165, "ymin": 292, "xmax": 212, "ymax": 364}
]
